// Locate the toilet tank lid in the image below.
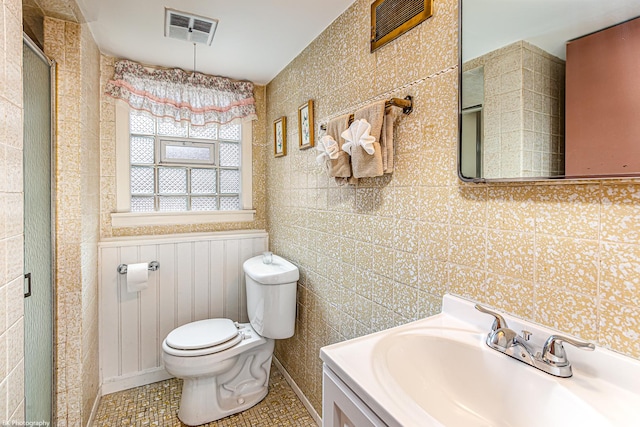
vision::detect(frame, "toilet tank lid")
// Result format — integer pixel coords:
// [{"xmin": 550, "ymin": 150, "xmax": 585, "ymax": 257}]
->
[{"xmin": 243, "ymin": 254, "xmax": 299, "ymax": 284}]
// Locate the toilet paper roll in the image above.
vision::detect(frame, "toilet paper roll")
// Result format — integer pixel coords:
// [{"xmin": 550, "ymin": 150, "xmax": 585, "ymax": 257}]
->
[{"xmin": 126, "ymin": 262, "xmax": 149, "ymax": 293}]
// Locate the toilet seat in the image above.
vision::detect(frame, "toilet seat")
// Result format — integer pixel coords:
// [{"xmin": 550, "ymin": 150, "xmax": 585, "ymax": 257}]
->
[{"xmin": 163, "ymin": 318, "xmax": 242, "ymax": 357}]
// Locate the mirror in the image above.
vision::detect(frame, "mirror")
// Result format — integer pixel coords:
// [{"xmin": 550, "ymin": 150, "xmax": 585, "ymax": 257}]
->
[{"xmin": 459, "ymin": 0, "xmax": 640, "ymax": 182}]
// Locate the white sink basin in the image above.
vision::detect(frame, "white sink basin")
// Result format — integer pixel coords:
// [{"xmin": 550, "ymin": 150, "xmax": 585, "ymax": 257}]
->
[
  {"xmin": 374, "ymin": 328, "xmax": 610, "ymax": 426},
  {"xmin": 321, "ymin": 295, "xmax": 640, "ymax": 427}
]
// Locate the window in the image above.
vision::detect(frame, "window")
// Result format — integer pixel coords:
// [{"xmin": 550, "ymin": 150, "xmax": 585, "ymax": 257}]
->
[
  {"xmin": 113, "ymin": 103, "xmax": 254, "ymax": 227},
  {"xmin": 129, "ymin": 112, "xmax": 242, "ymax": 212}
]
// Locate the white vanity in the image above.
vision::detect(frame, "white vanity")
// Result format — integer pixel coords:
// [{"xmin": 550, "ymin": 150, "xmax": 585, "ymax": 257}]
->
[{"xmin": 320, "ymin": 294, "xmax": 640, "ymax": 426}]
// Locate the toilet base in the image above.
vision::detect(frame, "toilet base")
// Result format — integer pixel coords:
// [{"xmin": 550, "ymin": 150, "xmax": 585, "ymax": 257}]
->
[{"xmin": 174, "ymin": 338, "xmax": 275, "ymax": 426}]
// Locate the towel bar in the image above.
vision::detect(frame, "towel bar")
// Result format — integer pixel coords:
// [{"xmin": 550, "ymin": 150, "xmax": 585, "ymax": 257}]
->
[
  {"xmin": 319, "ymin": 95, "xmax": 413, "ymax": 131},
  {"xmin": 117, "ymin": 261, "xmax": 160, "ymax": 274}
]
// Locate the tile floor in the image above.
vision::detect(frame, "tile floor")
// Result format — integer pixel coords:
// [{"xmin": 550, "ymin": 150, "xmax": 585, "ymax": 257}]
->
[{"xmin": 93, "ymin": 364, "xmax": 317, "ymax": 426}]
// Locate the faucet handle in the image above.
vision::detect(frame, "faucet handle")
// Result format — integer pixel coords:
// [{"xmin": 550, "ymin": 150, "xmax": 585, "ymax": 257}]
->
[
  {"xmin": 542, "ymin": 334, "xmax": 595, "ymax": 366},
  {"xmin": 474, "ymin": 304, "xmax": 508, "ymax": 332}
]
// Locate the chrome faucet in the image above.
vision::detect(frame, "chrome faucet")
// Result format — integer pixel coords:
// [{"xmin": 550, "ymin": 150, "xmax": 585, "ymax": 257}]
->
[{"xmin": 475, "ymin": 304, "xmax": 595, "ymax": 378}]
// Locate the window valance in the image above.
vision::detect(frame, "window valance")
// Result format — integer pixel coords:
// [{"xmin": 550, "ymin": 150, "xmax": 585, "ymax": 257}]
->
[{"xmin": 105, "ymin": 59, "xmax": 257, "ymax": 126}]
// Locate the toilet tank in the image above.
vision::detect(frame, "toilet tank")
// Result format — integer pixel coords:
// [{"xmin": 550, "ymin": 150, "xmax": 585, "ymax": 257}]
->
[{"xmin": 243, "ymin": 254, "xmax": 299, "ymax": 339}]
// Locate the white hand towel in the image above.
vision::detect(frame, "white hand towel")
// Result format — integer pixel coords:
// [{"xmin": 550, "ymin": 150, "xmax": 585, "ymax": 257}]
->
[
  {"xmin": 315, "ymin": 135, "xmax": 341, "ymax": 164},
  {"xmin": 126, "ymin": 262, "xmax": 149, "ymax": 293},
  {"xmin": 341, "ymin": 119, "xmax": 376, "ymax": 156}
]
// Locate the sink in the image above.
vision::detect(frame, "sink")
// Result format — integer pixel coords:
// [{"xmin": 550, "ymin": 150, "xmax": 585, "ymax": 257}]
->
[
  {"xmin": 373, "ymin": 328, "xmax": 610, "ymax": 426},
  {"xmin": 320, "ymin": 295, "xmax": 640, "ymax": 427}
]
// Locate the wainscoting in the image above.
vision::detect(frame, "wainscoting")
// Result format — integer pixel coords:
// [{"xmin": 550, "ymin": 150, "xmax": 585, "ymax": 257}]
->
[{"xmin": 98, "ymin": 230, "xmax": 268, "ymax": 393}]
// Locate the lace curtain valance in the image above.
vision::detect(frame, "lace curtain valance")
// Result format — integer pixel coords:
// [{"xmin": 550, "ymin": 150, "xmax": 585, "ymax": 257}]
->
[{"xmin": 105, "ymin": 59, "xmax": 257, "ymax": 126}]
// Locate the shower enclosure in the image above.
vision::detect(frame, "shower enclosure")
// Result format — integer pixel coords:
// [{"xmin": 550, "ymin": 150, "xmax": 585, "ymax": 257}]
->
[{"xmin": 23, "ymin": 34, "xmax": 55, "ymax": 424}]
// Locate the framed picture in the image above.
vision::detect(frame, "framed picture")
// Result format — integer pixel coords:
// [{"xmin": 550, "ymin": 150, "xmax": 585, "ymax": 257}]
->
[
  {"xmin": 298, "ymin": 100, "xmax": 314, "ymax": 150},
  {"xmin": 274, "ymin": 116, "xmax": 287, "ymax": 157}
]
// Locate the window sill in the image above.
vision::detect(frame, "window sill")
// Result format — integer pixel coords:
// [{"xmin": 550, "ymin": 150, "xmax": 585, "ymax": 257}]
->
[{"xmin": 111, "ymin": 210, "xmax": 256, "ymax": 228}]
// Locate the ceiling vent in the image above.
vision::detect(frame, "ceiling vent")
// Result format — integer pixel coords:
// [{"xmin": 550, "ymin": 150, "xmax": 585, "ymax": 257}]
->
[{"xmin": 165, "ymin": 8, "xmax": 218, "ymax": 45}]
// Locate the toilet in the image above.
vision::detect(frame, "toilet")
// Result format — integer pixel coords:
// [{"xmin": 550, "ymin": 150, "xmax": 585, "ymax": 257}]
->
[{"xmin": 161, "ymin": 253, "xmax": 299, "ymax": 426}]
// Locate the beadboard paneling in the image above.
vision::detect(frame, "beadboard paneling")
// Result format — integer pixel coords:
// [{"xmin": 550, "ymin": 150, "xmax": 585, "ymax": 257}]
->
[{"xmin": 98, "ymin": 231, "xmax": 268, "ymax": 393}]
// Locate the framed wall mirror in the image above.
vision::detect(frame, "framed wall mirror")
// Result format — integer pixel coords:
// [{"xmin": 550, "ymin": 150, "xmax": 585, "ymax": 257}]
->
[{"xmin": 459, "ymin": 0, "xmax": 640, "ymax": 182}]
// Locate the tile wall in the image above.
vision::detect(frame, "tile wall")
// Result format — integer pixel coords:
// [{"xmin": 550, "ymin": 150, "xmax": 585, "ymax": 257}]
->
[
  {"xmin": 0, "ymin": 0, "xmax": 25, "ymax": 422},
  {"xmin": 464, "ymin": 40, "xmax": 564, "ymax": 178},
  {"xmin": 99, "ymin": 56, "xmax": 268, "ymax": 239},
  {"xmin": 44, "ymin": 17, "xmax": 101, "ymax": 427},
  {"xmin": 265, "ymin": 0, "xmax": 640, "ymax": 415},
  {"xmin": 79, "ymin": 20, "xmax": 101, "ymax": 426},
  {"xmin": 521, "ymin": 42, "xmax": 565, "ymax": 177}
]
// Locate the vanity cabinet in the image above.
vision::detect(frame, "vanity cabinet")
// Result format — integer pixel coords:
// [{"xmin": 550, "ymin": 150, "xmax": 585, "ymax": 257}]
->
[{"xmin": 322, "ymin": 365, "xmax": 387, "ymax": 427}]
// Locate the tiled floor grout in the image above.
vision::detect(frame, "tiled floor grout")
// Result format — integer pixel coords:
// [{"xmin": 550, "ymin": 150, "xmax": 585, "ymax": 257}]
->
[{"xmin": 93, "ymin": 363, "xmax": 316, "ymax": 426}]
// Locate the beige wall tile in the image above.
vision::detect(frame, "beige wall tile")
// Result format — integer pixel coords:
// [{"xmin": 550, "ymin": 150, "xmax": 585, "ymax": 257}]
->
[
  {"xmin": 392, "ymin": 282, "xmax": 419, "ymax": 320},
  {"xmin": 424, "ymin": 149, "xmax": 458, "ymax": 187},
  {"xmin": 449, "ymin": 264, "xmax": 485, "ymax": 301},
  {"xmin": 44, "ymin": 16, "xmax": 102, "ymax": 426},
  {"xmin": 535, "ymin": 184, "xmax": 601, "ymax": 239},
  {"xmin": 535, "ymin": 285, "xmax": 597, "ymax": 340},
  {"xmin": 370, "ymin": 275, "xmax": 394, "ymax": 308},
  {"xmin": 266, "ymin": 0, "xmax": 640, "ymax": 408},
  {"xmin": 419, "ymin": 186, "xmax": 450, "ymax": 223},
  {"xmin": 0, "ymin": 3, "xmax": 23, "ymax": 406},
  {"xmin": 393, "ymin": 219, "xmax": 421, "ymax": 253},
  {"xmin": 419, "ymin": 222, "xmax": 449, "ymax": 262},
  {"xmin": 486, "ymin": 230, "xmax": 534, "ymax": 280},
  {"xmin": 393, "ymin": 250, "xmax": 419, "ymax": 287},
  {"xmin": 601, "ymin": 184, "xmax": 640, "ymax": 244},
  {"xmin": 536, "ymin": 235, "xmax": 599, "ymax": 295},
  {"xmin": 372, "ymin": 245, "xmax": 394, "ymax": 278},
  {"xmin": 600, "ymin": 301, "xmax": 640, "ymax": 358},
  {"xmin": 486, "ymin": 186, "xmax": 536, "ymax": 232},
  {"xmin": 0, "ymin": 330, "xmax": 6, "ymax": 382},
  {"xmin": 418, "ymin": 257, "xmax": 447, "ymax": 296},
  {"xmin": 449, "ymin": 225, "xmax": 486, "ymax": 270},
  {"xmin": 393, "ymin": 187, "xmax": 421, "ymax": 220},
  {"xmin": 484, "ymin": 274, "xmax": 534, "ymax": 318},
  {"xmin": 6, "ymin": 359, "xmax": 23, "ymax": 420},
  {"xmin": 600, "ymin": 242, "xmax": 640, "ymax": 306},
  {"xmin": 450, "ymin": 186, "xmax": 487, "ymax": 227}
]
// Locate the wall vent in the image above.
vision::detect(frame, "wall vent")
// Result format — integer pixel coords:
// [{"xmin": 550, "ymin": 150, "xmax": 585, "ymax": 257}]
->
[
  {"xmin": 371, "ymin": 0, "xmax": 433, "ymax": 52},
  {"xmin": 165, "ymin": 8, "xmax": 218, "ymax": 46}
]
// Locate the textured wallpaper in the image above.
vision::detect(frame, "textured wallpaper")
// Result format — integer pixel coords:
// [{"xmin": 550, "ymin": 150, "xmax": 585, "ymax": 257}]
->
[
  {"xmin": 265, "ymin": 0, "xmax": 640, "ymax": 415},
  {"xmin": 44, "ymin": 17, "xmax": 101, "ymax": 427},
  {"xmin": 0, "ymin": 0, "xmax": 25, "ymax": 422}
]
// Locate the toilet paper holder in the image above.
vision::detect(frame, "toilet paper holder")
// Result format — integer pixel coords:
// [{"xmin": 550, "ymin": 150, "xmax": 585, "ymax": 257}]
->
[{"xmin": 117, "ymin": 261, "xmax": 160, "ymax": 274}]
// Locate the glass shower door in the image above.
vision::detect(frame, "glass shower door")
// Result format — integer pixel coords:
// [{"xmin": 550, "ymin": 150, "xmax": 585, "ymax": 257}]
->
[{"xmin": 23, "ymin": 36, "xmax": 54, "ymax": 424}]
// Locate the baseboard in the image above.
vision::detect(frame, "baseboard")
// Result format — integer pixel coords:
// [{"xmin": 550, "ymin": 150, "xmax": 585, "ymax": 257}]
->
[
  {"xmin": 273, "ymin": 357, "xmax": 321, "ymax": 426},
  {"xmin": 86, "ymin": 385, "xmax": 102, "ymax": 427},
  {"xmin": 100, "ymin": 367, "xmax": 173, "ymax": 395}
]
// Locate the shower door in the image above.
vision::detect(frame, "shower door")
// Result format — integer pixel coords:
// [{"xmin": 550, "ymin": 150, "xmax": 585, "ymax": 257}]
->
[{"xmin": 23, "ymin": 35, "xmax": 54, "ymax": 424}]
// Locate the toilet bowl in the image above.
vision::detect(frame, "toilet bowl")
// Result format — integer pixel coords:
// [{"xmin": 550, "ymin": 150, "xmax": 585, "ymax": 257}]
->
[{"xmin": 161, "ymin": 254, "xmax": 299, "ymax": 426}]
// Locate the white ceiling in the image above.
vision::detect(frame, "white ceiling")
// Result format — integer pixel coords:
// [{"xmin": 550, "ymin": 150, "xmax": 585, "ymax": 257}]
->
[
  {"xmin": 77, "ymin": 0, "xmax": 355, "ymax": 85},
  {"xmin": 463, "ymin": 0, "xmax": 640, "ymax": 62}
]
